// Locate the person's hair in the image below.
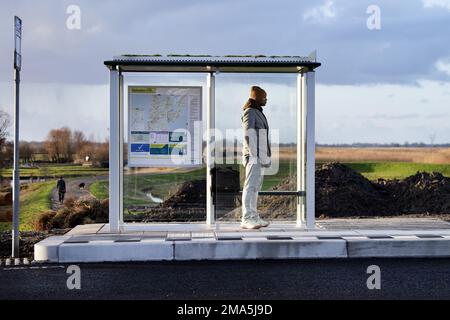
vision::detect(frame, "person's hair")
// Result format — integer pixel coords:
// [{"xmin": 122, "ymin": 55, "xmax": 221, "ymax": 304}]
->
[{"xmin": 250, "ymin": 86, "xmax": 267, "ymax": 103}]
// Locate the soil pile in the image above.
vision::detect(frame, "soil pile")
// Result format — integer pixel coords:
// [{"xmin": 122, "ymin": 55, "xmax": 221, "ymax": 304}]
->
[
  {"xmin": 315, "ymin": 162, "xmax": 392, "ymax": 217},
  {"xmin": 137, "ymin": 163, "xmax": 450, "ymax": 221},
  {"xmin": 381, "ymin": 171, "xmax": 450, "ymax": 215},
  {"xmin": 142, "ymin": 180, "xmax": 206, "ymax": 222}
]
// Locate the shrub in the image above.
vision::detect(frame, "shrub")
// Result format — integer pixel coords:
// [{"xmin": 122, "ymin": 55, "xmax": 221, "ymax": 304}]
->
[
  {"xmin": 34, "ymin": 211, "xmax": 57, "ymax": 231},
  {"xmin": 34, "ymin": 197, "xmax": 109, "ymax": 231}
]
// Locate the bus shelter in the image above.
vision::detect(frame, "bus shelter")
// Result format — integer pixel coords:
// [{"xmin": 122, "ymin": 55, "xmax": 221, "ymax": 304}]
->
[{"xmin": 104, "ymin": 54, "xmax": 321, "ymax": 233}]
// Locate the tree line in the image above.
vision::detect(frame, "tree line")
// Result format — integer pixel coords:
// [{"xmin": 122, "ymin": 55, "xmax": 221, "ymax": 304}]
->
[{"xmin": 0, "ymin": 111, "xmax": 109, "ymax": 167}]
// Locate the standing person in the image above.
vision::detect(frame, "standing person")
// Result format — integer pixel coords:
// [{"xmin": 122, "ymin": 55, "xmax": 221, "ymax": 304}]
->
[
  {"xmin": 241, "ymin": 86, "xmax": 271, "ymax": 229},
  {"xmin": 56, "ymin": 176, "xmax": 66, "ymax": 204}
]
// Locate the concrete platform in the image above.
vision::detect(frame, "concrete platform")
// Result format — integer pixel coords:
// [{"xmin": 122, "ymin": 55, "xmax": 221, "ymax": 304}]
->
[{"xmin": 34, "ymin": 218, "xmax": 450, "ymax": 263}]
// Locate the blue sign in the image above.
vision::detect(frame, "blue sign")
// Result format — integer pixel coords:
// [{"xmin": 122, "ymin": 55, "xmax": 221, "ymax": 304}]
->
[{"xmin": 131, "ymin": 144, "xmax": 150, "ymax": 152}]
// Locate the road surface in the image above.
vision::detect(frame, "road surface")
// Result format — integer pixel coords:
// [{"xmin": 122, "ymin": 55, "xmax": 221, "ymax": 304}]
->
[{"xmin": 1, "ymin": 258, "xmax": 450, "ymax": 300}]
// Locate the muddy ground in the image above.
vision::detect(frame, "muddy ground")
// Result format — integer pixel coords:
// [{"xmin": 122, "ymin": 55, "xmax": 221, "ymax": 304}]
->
[
  {"xmin": 0, "ymin": 230, "xmax": 68, "ymax": 260},
  {"xmin": 142, "ymin": 162, "xmax": 450, "ymax": 221}
]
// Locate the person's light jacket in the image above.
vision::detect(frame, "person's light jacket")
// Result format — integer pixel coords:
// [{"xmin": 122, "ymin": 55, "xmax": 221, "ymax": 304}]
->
[{"xmin": 241, "ymin": 99, "xmax": 271, "ymax": 167}]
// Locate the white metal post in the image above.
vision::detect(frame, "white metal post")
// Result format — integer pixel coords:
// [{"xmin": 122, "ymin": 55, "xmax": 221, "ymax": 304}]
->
[
  {"xmin": 119, "ymin": 73, "xmax": 124, "ymax": 224},
  {"xmin": 12, "ymin": 68, "xmax": 20, "ymax": 257},
  {"xmin": 12, "ymin": 16, "xmax": 22, "ymax": 258},
  {"xmin": 206, "ymin": 72, "xmax": 215, "ymax": 226},
  {"xmin": 305, "ymin": 71, "xmax": 316, "ymax": 229},
  {"xmin": 296, "ymin": 72, "xmax": 306, "ymax": 227},
  {"xmin": 109, "ymin": 68, "xmax": 120, "ymax": 232}
]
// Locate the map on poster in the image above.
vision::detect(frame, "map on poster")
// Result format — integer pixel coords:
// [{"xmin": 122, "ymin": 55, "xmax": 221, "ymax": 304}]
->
[{"xmin": 128, "ymin": 86, "xmax": 202, "ymax": 167}]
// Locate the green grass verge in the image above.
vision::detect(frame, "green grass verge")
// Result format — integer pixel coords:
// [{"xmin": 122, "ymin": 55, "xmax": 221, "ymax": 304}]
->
[
  {"xmin": 0, "ymin": 164, "xmax": 108, "ymax": 179},
  {"xmin": 340, "ymin": 162, "xmax": 450, "ymax": 180},
  {"xmin": 0, "ymin": 223, "xmax": 10, "ymax": 232},
  {"xmin": 0, "ymin": 181, "xmax": 54, "ymax": 232},
  {"xmin": 89, "ymin": 180, "xmax": 109, "ymax": 200}
]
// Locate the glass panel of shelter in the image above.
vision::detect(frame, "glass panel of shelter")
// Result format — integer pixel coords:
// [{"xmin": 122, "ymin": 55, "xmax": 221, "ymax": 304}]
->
[
  {"xmin": 120, "ymin": 72, "xmax": 298, "ymax": 226},
  {"xmin": 213, "ymin": 73, "xmax": 298, "ymax": 224},
  {"xmin": 121, "ymin": 72, "xmax": 208, "ymax": 224}
]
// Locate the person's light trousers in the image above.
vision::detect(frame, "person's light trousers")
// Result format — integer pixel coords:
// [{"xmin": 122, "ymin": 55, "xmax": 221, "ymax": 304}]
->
[{"xmin": 242, "ymin": 162, "xmax": 265, "ymax": 221}]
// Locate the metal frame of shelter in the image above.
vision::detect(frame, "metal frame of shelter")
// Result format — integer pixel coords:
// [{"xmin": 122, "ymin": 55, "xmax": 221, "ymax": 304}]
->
[{"xmin": 104, "ymin": 54, "xmax": 321, "ymax": 232}]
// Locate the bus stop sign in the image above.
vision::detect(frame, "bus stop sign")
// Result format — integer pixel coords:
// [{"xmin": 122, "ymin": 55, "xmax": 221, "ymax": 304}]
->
[{"xmin": 14, "ymin": 16, "xmax": 22, "ymax": 71}]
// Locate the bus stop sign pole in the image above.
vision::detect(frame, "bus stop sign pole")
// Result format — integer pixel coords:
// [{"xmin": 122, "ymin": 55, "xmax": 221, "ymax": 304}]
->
[{"xmin": 12, "ymin": 16, "xmax": 22, "ymax": 258}]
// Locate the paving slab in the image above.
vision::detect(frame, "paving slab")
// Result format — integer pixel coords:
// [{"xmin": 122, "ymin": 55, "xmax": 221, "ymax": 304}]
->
[{"xmin": 34, "ymin": 219, "xmax": 450, "ymax": 262}]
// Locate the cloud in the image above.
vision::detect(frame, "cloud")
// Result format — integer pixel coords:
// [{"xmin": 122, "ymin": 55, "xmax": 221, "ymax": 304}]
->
[
  {"xmin": 1, "ymin": 77, "xmax": 450, "ymax": 144},
  {"xmin": 303, "ymin": 1, "xmax": 337, "ymax": 23},
  {"xmin": 0, "ymin": 81, "xmax": 109, "ymax": 142},
  {"xmin": 435, "ymin": 59, "xmax": 450, "ymax": 76},
  {"xmin": 367, "ymin": 113, "xmax": 421, "ymax": 120},
  {"xmin": 422, "ymin": 0, "xmax": 450, "ymax": 10},
  {"xmin": 316, "ymin": 80, "xmax": 450, "ymax": 143},
  {"xmin": 1, "ymin": 1, "xmax": 450, "ymax": 144},
  {"xmin": 0, "ymin": 0, "xmax": 449, "ymax": 86},
  {"xmin": 425, "ymin": 112, "xmax": 450, "ymax": 118}
]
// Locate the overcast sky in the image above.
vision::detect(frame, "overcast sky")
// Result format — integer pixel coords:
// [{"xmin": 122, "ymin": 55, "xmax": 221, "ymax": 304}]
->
[{"xmin": 0, "ymin": 0, "xmax": 449, "ymax": 143}]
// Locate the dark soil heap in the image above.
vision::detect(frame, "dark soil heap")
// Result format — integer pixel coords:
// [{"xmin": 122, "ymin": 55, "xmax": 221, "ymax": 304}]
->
[
  {"xmin": 0, "ymin": 231, "xmax": 67, "ymax": 260},
  {"xmin": 315, "ymin": 162, "xmax": 392, "ymax": 217},
  {"xmin": 141, "ymin": 162, "xmax": 450, "ymax": 220},
  {"xmin": 142, "ymin": 180, "xmax": 206, "ymax": 222},
  {"xmin": 381, "ymin": 171, "xmax": 450, "ymax": 215}
]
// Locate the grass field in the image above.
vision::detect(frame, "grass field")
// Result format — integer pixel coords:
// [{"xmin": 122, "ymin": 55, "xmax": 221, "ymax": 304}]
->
[
  {"xmin": 0, "ymin": 164, "xmax": 108, "ymax": 179},
  {"xmin": 0, "ymin": 181, "xmax": 54, "ymax": 232},
  {"xmin": 316, "ymin": 147, "xmax": 450, "ymax": 164},
  {"xmin": 341, "ymin": 162, "xmax": 450, "ymax": 180}
]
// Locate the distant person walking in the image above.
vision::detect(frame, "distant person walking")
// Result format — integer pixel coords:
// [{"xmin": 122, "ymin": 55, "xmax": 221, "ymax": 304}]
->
[
  {"xmin": 241, "ymin": 86, "xmax": 272, "ymax": 229},
  {"xmin": 56, "ymin": 176, "xmax": 66, "ymax": 204}
]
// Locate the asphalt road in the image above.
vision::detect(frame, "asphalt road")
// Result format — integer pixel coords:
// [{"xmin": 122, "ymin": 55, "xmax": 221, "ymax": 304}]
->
[{"xmin": 1, "ymin": 258, "xmax": 450, "ymax": 300}]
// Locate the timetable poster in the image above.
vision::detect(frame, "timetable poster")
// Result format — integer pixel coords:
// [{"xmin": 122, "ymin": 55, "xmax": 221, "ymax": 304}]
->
[{"xmin": 128, "ymin": 86, "xmax": 202, "ymax": 167}]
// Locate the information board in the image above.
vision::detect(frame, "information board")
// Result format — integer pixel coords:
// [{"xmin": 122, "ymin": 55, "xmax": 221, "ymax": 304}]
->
[{"xmin": 128, "ymin": 86, "xmax": 202, "ymax": 167}]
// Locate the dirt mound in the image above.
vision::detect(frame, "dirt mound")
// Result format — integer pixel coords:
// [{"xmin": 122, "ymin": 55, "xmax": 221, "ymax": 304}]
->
[
  {"xmin": 0, "ymin": 207, "xmax": 12, "ymax": 222},
  {"xmin": 136, "ymin": 162, "xmax": 450, "ymax": 221},
  {"xmin": 381, "ymin": 171, "xmax": 450, "ymax": 215},
  {"xmin": 0, "ymin": 192, "xmax": 12, "ymax": 206},
  {"xmin": 221, "ymin": 176, "xmax": 298, "ymax": 221},
  {"xmin": 258, "ymin": 176, "xmax": 297, "ymax": 219},
  {"xmin": 142, "ymin": 180, "xmax": 206, "ymax": 222},
  {"xmin": 0, "ymin": 230, "xmax": 68, "ymax": 260},
  {"xmin": 315, "ymin": 162, "xmax": 392, "ymax": 217},
  {"xmin": 141, "ymin": 207, "xmax": 205, "ymax": 222},
  {"xmin": 160, "ymin": 180, "xmax": 206, "ymax": 209},
  {"xmin": 221, "ymin": 162, "xmax": 450, "ymax": 220},
  {"xmin": 292, "ymin": 163, "xmax": 450, "ymax": 218}
]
